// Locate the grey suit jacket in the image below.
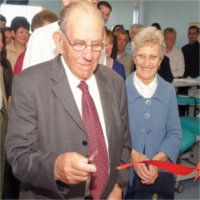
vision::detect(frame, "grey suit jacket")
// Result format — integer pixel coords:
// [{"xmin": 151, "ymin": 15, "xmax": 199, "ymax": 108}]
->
[{"xmin": 5, "ymin": 55, "xmax": 131, "ymax": 199}]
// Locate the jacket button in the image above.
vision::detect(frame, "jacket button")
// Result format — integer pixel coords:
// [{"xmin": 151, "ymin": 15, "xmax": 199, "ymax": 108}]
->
[
  {"xmin": 145, "ymin": 100, "xmax": 151, "ymax": 106},
  {"xmin": 82, "ymin": 141, "xmax": 88, "ymax": 146},
  {"xmin": 144, "ymin": 113, "xmax": 150, "ymax": 119}
]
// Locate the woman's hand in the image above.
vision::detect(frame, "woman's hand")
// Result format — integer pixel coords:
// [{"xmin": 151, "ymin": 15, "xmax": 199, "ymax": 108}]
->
[
  {"xmin": 131, "ymin": 149, "xmax": 151, "ymax": 182},
  {"xmin": 141, "ymin": 152, "xmax": 169, "ymax": 185}
]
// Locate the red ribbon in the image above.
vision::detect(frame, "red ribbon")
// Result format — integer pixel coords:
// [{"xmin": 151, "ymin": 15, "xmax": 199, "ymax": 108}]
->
[{"xmin": 116, "ymin": 160, "xmax": 200, "ymax": 182}]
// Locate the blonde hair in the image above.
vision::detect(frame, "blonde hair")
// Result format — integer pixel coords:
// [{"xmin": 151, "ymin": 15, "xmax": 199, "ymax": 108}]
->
[
  {"xmin": 163, "ymin": 27, "xmax": 177, "ymax": 39},
  {"xmin": 131, "ymin": 26, "xmax": 165, "ymax": 58}
]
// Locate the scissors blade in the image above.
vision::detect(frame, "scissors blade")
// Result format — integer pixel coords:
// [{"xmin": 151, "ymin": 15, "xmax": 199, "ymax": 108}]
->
[{"xmin": 88, "ymin": 150, "xmax": 97, "ymax": 164}]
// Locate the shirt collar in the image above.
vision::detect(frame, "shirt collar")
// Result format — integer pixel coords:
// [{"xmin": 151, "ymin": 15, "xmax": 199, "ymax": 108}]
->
[
  {"xmin": 61, "ymin": 55, "xmax": 95, "ymax": 91},
  {"xmin": 134, "ymin": 71, "xmax": 157, "ymax": 98}
]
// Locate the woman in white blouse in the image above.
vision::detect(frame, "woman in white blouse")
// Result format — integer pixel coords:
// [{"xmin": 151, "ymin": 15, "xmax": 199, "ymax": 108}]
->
[{"xmin": 164, "ymin": 28, "xmax": 185, "ymax": 78}]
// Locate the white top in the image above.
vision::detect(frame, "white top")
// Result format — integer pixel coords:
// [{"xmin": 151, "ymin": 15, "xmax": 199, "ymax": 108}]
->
[
  {"xmin": 134, "ymin": 71, "xmax": 157, "ymax": 98},
  {"xmin": 22, "ymin": 21, "xmax": 106, "ymax": 70},
  {"xmin": 165, "ymin": 46, "xmax": 185, "ymax": 78},
  {"xmin": 61, "ymin": 56, "xmax": 109, "ymax": 153}
]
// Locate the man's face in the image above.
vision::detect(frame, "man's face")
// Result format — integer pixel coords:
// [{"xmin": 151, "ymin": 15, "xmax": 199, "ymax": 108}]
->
[
  {"xmin": 188, "ymin": 28, "xmax": 199, "ymax": 44},
  {"xmin": 116, "ymin": 32, "xmax": 127, "ymax": 52},
  {"xmin": 61, "ymin": 12, "xmax": 103, "ymax": 81},
  {"xmin": 63, "ymin": 0, "xmax": 99, "ymax": 6},
  {"xmin": 99, "ymin": 5, "xmax": 111, "ymax": 24},
  {"xmin": 0, "ymin": 21, "xmax": 5, "ymax": 29},
  {"xmin": 4, "ymin": 30, "xmax": 13, "ymax": 45}
]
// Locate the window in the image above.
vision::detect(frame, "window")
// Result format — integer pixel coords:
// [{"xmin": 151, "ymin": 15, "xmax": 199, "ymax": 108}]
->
[{"xmin": 0, "ymin": 4, "xmax": 43, "ymax": 28}]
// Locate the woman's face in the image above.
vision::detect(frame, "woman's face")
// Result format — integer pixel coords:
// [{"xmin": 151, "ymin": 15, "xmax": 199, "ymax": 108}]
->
[
  {"xmin": 0, "ymin": 33, "xmax": 3, "ymax": 53},
  {"xmin": 12, "ymin": 26, "xmax": 29, "ymax": 45},
  {"xmin": 134, "ymin": 44, "xmax": 162, "ymax": 85},
  {"xmin": 105, "ymin": 36, "xmax": 113, "ymax": 58},
  {"xmin": 165, "ymin": 33, "xmax": 175, "ymax": 49}
]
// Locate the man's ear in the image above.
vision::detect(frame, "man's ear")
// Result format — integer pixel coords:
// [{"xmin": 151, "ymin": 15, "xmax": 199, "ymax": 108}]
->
[{"xmin": 53, "ymin": 30, "xmax": 64, "ymax": 54}]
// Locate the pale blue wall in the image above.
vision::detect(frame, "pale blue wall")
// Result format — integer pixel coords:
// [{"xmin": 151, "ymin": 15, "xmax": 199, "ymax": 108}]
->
[
  {"xmin": 29, "ymin": 0, "xmax": 61, "ymax": 17},
  {"xmin": 139, "ymin": 0, "xmax": 199, "ymax": 49}
]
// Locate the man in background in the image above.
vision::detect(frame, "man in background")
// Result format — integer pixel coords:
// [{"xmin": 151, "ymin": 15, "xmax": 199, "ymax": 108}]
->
[
  {"xmin": 97, "ymin": 1, "xmax": 111, "ymax": 25},
  {"xmin": 22, "ymin": 0, "xmax": 103, "ymax": 71},
  {"xmin": 5, "ymin": 1, "xmax": 131, "ymax": 199},
  {"xmin": 182, "ymin": 25, "xmax": 199, "ymax": 78},
  {"xmin": 115, "ymin": 29, "xmax": 134, "ymax": 78}
]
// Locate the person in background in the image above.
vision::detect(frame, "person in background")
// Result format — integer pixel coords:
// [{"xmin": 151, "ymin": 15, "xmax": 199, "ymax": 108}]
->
[
  {"xmin": 13, "ymin": 10, "xmax": 59, "ymax": 76},
  {"xmin": 97, "ymin": 1, "xmax": 111, "ymax": 25},
  {"xmin": 5, "ymin": 2, "xmax": 131, "ymax": 199},
  {"xmin": 0, "ymin": 28, "xmax": 13, "ymax": 199},
  {"xmin": 182, "ymin": 25, "xmax": 199, "ymax": 78},
  {"xmin": 164, "ymin": 27, "xmax": 185, "ymax": 78},
  {"xmin": 22, "ymin": 0, "xmax": 106, "ymax": 71},
  {"xmin": 115, "ymin": 29, "xmax": 134, "ymax": 78},
  {"xmin": 151, "ymin": 22, "xmax": 161, "ymax": 30},
  {"xmin": 6, "ymin": 17, "xmax": 30, "ymax": 72},
  {"xmin": 3, "ymin": 27, "xmax": 12, "ymax": 46},
  {"xmin": 125, "ymin": 26, "xmax": 182, "ymax": 199},
  {"xmin": 112, "ymin": 24, "xmax": 124, "ymax": 33},
  {"xmin": 152, "ymin": 23, "xmax": 173, "ymax": 83},
  {"xmin": 0, "ymin": 15, "xmax": 6, "ymax": 29},
  {"xmin": 126, "ymin": 24, "xmax": 143, "ymax": 57},
  {"xmin": 105, "ymin": 29, "xmax": 126, "ymax": 80}
]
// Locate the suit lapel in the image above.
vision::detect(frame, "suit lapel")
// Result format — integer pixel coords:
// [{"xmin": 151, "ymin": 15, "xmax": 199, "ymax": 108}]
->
[
  {"xmin": 95, "ymin": 65, "xmax": 113, "ymax": 140},
  {"xmin": 50, "ymin": 56, "xmax": 86, "ymax": 134}
]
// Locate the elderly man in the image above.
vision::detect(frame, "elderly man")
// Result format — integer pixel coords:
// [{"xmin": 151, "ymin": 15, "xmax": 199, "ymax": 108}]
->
[
  {"xmin": 182, "ymin": 25, "xmax": 199, "ymax": 78},
  {"xmin": 5, "ymin": 2, "xmax": 131, "ymax": 200},
  {"xmin": 22, "ymin": 0, "xmax": 105, "ymax": 71},
  {"xmin": 115, "ymin": 29, "xmax": 134, "ymax": 78}
]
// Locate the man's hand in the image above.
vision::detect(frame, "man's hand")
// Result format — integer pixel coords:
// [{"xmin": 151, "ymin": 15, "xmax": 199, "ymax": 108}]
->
[
  {"xmin": 131, "ymin": 149, "xmax": 151, "ymax": 182},
  {"xmin": 54, "ymin": 152, "xmax": 96, "ymax": 185},
  {"xmin": 106, "ymin": 183, "xmax": 122, "ymax": 200}
]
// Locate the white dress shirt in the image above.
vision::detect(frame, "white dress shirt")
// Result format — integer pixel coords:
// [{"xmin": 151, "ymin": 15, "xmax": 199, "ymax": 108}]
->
[
  {"xmin": 165, "ymin": 46, "xmax": 185, "ymax": 78},
  {"xmin": 61, "ymin": 56, "xmax": 109, "ymax": 153},
  {"xmin": 134, "ymin": 71, "xmax": 157, "ymax": 98}
]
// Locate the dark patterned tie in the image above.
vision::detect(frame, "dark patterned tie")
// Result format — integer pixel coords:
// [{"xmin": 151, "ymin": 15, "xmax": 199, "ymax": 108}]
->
[{"xmin": 78, "ymin": 81, "xmax": 109, "ymax": 200}]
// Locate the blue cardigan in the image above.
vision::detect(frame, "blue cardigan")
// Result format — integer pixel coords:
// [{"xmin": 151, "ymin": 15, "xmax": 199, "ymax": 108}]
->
[{"xmin": 126, "ymin": 72, "xmax": 182, "ymax": 186}]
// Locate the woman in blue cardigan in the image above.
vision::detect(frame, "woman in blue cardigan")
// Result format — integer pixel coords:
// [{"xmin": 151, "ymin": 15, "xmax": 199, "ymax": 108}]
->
[{"xmin": 125, "ymin": 26, "xmax": 182, "ymax": 199}]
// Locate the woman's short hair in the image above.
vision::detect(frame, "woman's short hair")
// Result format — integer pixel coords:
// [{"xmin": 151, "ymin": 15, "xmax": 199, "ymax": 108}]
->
[
  {"xmin": 129, "ymin": 24, "xmax": 143, "ymax": 35},
  {"xmin": 131, "ymin": 26, "xmax": 165, "ymax": 58},
  {"xmin": 31, "ymin": 10, "xmax": 58, "ymax": 32},
  {"xmin": 11, "ymin": 16, "xmax": 30, "ymax": 33},
  {"xmin": 163, "ymin": 27, "xmax": 177, "ymax": 39},
  {"xmin": 105, "ymin": 29, "xmax": 114, "ymax": 43}
]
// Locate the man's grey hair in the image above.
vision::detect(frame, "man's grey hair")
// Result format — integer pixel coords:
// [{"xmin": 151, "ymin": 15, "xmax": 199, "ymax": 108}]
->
[
  {"xmin": 114, "ymin": 29, "xmax": 128, "ymax": 39},
  {"xmin": 131, "ymin": 26, "xmax": 166, "ymax": 59},
  {"xmin": 60, "ymin": 1, "xmax": 105, "ymax": 39},
  {"xmin": 129, "ymin": 24, "xmax": 143, "ymax": 35}
]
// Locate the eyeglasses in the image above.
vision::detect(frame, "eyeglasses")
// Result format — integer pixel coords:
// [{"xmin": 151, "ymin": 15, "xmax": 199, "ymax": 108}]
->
[{"xmin": 60, "ymin": 29, "xmax": 104, "ymax": 52}]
